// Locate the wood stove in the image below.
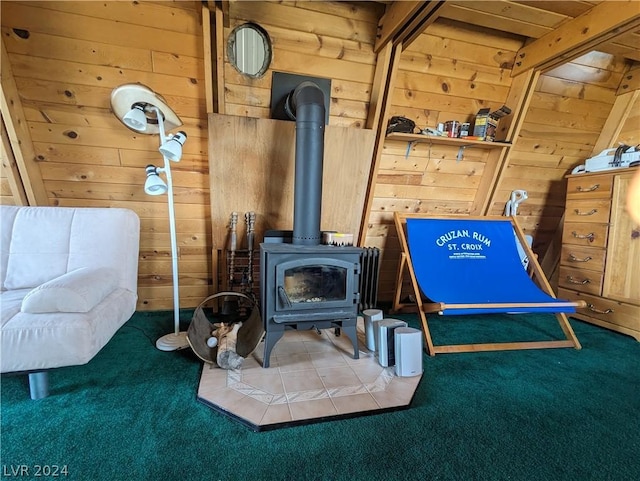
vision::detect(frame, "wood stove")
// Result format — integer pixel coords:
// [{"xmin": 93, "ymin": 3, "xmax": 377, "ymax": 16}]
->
[
  {"xmin": 259, "ymin": 81, "xmax": 362, "ymax": 368},
  {"xmin": 260, "ymin": 241, "xmax": 361, "ymax": 368}
]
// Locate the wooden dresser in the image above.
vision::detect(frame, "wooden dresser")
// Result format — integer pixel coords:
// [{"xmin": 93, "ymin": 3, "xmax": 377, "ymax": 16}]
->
[{"xmin": 558, "ymin": 167, "xmax": 640, "ymax": 341}]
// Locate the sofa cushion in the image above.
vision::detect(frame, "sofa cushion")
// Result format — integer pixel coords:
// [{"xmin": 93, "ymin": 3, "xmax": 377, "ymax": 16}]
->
[
  {"xmin": 1, "ymin": 289, "xmax": 32, "ymax": 328},
  {"xmin": 21, "ymin": 267, "xmax": 119, "ymax": 314},
  {"xmin": 2, "ymin": 288, "xmax": 137, "ymax": 373},
  {"xmin": 4, "ymin": 208, "xmax": 75, "ymax": 289},
  {"xmin": 67, "ymin": 208, "xmax": 140, "ymax": 294}
]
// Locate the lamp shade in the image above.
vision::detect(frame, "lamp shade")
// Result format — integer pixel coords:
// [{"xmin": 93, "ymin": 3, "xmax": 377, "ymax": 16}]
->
[
  {"xmin": 110, "ymin": 83, "xmax": 182, "ymax": 135},
  {"xmin": 122, "ymin": 105, "xmax": 147, "ymax": 131},
  {"xmin": 159, "ymin": 131, "xmax": 187, "ymax": 161},
  {"xmin": 144, "ymin": 165, "xmax": 167, "ymax": 195}
]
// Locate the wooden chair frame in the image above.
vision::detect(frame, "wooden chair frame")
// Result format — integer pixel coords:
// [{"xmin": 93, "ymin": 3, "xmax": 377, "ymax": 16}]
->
[{"xmin": 392, "ymin": 212, "xmax": 584, "ymax": 356}]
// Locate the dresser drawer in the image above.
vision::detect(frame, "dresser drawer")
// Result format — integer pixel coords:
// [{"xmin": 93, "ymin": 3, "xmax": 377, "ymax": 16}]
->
[
  {"xmin": 559, "ymin": 245, "xmax": 605, "ymax": 272},
  {"xmin": 558, "ymin": 288, "xmax": 640, "ymax": 335},
  {"xmin": 564, "ymin": 199, "xmax": 611, "ymax": 223},
  {"xmin": 566, "ymin": 175, "xmax": 613, "ymax": 200},
  {"xmin": 558, "ymin": 265, "xmax": 603, "ymax": 295},
  {"xmin": 562, "ymin": 222, "xmax": 608, "ymax": 248}
]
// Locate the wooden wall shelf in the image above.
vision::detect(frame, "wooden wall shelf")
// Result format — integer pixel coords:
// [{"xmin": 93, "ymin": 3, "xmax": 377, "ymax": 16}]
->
[{"xmin": 386, "ymin": 132, "xmax": 511, "ymax": 150}]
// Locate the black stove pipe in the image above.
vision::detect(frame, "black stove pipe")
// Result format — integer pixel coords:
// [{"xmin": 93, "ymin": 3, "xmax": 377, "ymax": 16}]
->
[{"xmin": 286, "ymin": 82, "xmax": 326, "ymax": 246}]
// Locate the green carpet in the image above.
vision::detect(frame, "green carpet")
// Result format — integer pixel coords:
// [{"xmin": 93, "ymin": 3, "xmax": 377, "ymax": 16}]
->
[{"xmin": 1, "ymin": 311, "xmax": 638, "ymax": 481}]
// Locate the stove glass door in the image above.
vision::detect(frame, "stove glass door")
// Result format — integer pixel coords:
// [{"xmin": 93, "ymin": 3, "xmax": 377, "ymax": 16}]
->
[{"xmin": 275, "ymin": 257, "xmax": 356, "ymax": 311}]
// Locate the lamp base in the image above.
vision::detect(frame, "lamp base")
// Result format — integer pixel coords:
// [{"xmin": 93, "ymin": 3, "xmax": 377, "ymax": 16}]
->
[{"xmin": 156, "ymin": 331, "xmax": 190, "ymax": 351}]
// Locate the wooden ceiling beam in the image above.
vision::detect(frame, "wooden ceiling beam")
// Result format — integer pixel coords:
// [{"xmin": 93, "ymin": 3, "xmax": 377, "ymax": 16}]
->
[
  {"xmin": 359, "ymin": 42, "xmax": 403, "ymax": 245},
  {"xmin": 374, "ymin": 1, "xmax": 445, "ymax": 53},
  {"xmin": 473, "ymin": 69, "xmax": 541, "ymax": 216},
  {"xmin": 511, "ymin": 1, "xmax": 640, "ymax": 76},
  {"xmin": 202, "ymin": 2, "xmax": 226, "ymax": 114},
  {"xmin": 202, "ymin": 4, "xmax": 214, "ymax": 115}
]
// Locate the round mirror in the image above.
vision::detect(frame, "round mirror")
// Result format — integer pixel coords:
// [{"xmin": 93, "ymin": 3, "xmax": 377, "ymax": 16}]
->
[{"xmin": 228, "ymin": 23, "xmax": 272, "ymax": 78}]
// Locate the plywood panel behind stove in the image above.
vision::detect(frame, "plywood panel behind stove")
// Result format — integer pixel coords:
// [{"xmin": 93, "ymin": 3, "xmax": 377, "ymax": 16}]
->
[{"xmin": 208, "ymin": 113, "xmax": 375, "ymax": 251}]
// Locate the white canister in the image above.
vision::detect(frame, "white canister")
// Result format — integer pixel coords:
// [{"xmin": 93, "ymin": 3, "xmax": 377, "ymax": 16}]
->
[{"xmin": 362, "ymin": 308, "xmax": 383, "ymax": 351}]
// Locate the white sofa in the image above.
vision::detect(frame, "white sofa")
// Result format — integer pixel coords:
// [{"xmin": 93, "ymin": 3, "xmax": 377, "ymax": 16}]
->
[{"xmin": 0, "ymin": 206, "xmax": 140, "ymax": 399}]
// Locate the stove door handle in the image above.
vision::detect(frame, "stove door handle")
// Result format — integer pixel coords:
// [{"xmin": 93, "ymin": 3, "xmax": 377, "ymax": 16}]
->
[{"xmin": 278, "ymin": 286, "xmax": 292, "ymax": 308}]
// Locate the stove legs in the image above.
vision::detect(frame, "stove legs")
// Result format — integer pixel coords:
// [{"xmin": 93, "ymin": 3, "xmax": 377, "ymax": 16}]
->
[
  {"xmin": 262, "ymin": 318, "xmax": 360, "ymax": 368},
  {"xmin": 341, "ymin": 320, "xmax": 360, "ymax": 360},
  {"xmin": 262, "ymin": 328, "xmax": 285, "ymax": 368}
]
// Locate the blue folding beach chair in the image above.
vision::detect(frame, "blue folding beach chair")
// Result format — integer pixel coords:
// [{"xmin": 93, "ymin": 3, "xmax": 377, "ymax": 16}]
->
[{"xmin": 392, "ymin": 213, "xmax": 584, "ymax": 356}]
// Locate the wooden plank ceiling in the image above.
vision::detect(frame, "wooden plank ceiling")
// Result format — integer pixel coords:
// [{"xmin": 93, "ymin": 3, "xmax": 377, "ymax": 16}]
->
[{"xmin": 375, "ymin": 0, "xmax": 640, "ymax": 63}]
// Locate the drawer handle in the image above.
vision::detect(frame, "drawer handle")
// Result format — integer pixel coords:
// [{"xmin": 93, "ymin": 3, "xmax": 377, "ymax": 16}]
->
[
  {"xmin": 568, "ymin": 254, "xmax": 592, "ymax": 263},
  {"xmin": 573, "ymin": 208, "xmax": 597, "ymax": 216},
  {"xmin": 587, "ymin": 304, "xmax": 614, "ymax": 315},
  {"xmin": 572, "ymin": 231, "xmax": 595, "ymax": 242},
  {"xmin": 566, "ymin": 276, "xmax": 590, "ymax": 285},
  {"xmin": 576, "ymin": 183, "xmax": 600, "ymax": 192}
]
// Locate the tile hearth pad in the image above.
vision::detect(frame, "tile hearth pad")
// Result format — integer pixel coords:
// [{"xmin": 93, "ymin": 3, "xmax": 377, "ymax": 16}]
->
[{"xmin": 197, "ymin": 319, "xmax": 422, "ymax": 431}]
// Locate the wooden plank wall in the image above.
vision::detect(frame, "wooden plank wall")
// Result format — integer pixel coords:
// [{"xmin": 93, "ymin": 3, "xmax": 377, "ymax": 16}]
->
[
  {"xmin": 617, "ymin": 94, "xmax": 640, "ymax": 145},
  {"xmin": 487, "ymin": 51, "xmax": 625, "ymax": 237},
  {"xmin": 1, "ymin": 0, "xmax": 209, "ymax": 310},
  {"xmin": 208, "ymin": 114, "xmax": 375, "ymax": 283},
  {"xmin": 0, "ymin": 155, "xmax": 18, "ymax": 205},
  {"xmin": 223, "ymin": 0, "xmax": 384, "ymax": 127},
  {"xmin": 209, "ymin": 1, "xmax": 383, "ymax": 291},
  {"xmin": 0, "ymin": 119, "xmax": 24, "ymax": 205},
  {"xmin": 2, "ymin": 1, "xmax": 634, "ymax": 310},
  {"xmin": 0, "ymin": 0, "xmax": 384, "ymax": 310},
  {"xmin": 487, "ymin": 51, "xmax": 624, "ymax": 290},
  {"xmin": 363, "ymin": 19, "xmax": 524, "ymax": 302},
  {"xmin": 0, "ymin": 164, "xmax": 11, "ymax": 204},
  {"xmin": 362, "ymin": 19, "xmax": 626, "ymax": 304}
]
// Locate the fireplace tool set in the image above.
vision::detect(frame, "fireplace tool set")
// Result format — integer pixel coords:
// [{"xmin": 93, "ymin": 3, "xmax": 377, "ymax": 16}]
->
[{"xmin": 223, "ymin": 211, "xmax": 258, "ymax": 314}]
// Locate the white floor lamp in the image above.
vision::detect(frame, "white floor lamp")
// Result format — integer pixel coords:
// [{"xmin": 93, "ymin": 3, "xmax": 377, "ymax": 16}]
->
[{"xmin": 111, "ymin": 83, "xmax": 190, "ymax": 351}]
